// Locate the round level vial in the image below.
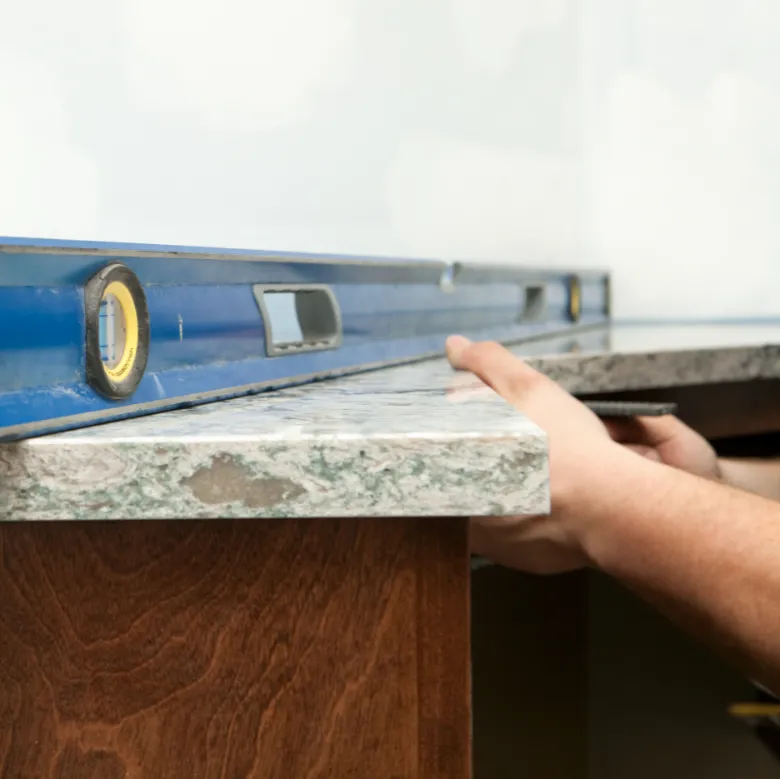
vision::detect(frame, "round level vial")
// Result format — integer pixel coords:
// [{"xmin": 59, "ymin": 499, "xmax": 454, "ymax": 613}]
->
[
  {"xmin": 84, "ymin": 262, "xmax": 149, "ymax": 401},
  {"xmin": 99, "ymin": 291, "xmax": 128, "ymax": 370}
]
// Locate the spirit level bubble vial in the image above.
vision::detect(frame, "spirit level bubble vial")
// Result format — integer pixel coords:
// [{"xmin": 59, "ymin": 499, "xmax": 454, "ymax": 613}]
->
[{"xmin": 84, "ymin": 263, "xmax": 150, "ymax": 400}]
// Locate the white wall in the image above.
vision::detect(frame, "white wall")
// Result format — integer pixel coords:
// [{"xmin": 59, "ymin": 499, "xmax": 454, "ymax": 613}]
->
[
  {"xmin": 0, "ymin": 0, "xmax": 582, "ymax": 265},
  {"xmin": 581, "ymin": 0, "xmax": 780, "ymax": 319},
  {"xmin": 3, "ymin": 0, "xmax": 780, "ymax": 320}
]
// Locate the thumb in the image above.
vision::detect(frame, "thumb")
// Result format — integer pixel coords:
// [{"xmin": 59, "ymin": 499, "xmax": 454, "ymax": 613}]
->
[{"xmin": 605, "ymin": 414, "xmax": 690, "ymax": 448}]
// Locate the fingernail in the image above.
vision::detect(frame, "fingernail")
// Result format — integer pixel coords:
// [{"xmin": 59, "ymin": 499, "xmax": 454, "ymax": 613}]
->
[{"xmin": 446, "ymin": 335, "xmax": 472, "ymax": 367}]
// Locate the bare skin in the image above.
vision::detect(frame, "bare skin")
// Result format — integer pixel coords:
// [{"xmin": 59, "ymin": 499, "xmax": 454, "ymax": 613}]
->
[
  {"xmin": 605, "ymin": 413, "xmax": 780, "ymax": 501},
  {"xmin": 719, "ymin": 458, "xmax": 780, "ymax": 502},
  {"xmin": 446, "ymin": 335, "xmax": 780, "ymax": 693}
]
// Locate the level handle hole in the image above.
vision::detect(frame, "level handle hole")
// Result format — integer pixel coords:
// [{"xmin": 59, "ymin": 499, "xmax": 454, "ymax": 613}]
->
[
  {"xmin": 521, "ymin": 285, "xmax": 547, "ymax": 321},
  {"xmin": 254, "ymin": 285, "xmax": 343, "ymax": 356}
]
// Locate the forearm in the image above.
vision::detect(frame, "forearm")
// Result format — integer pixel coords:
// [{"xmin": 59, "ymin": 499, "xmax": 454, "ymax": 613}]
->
[
  {"xmin": 445, "ymin": 334, "xmax": 780, "ymax": 685},
  {"xmin": 719, "ymin": 457, "xmax": 780, "ymax": 500},
  {"xmin": 578, "ymin": 450, "xmax": 780, "ymax": 692}
]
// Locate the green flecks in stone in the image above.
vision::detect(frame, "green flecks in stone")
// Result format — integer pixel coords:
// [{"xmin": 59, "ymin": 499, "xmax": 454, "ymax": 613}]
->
[{"xmin": 409, "ymin": 459, "xmax": 427, "ymax": 477}]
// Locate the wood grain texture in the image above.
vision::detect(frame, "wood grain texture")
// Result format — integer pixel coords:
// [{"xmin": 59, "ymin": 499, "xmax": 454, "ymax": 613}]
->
[
  {"xmin": 0, "ymin": 518, "xmax": 470, "ymax": 779},
  {"xmin": 416, "ymin": 520, "xmax": 471, "ymax": 779}
]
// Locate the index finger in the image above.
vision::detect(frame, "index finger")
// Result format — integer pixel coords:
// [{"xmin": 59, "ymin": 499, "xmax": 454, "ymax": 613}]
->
[{"xmin": 445, "ymin": 336, "xmax": 546, "ymax": 403}]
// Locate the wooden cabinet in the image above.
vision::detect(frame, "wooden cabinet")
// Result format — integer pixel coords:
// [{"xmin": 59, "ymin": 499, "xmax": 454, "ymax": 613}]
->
[{"xmin": 0, "ymin": 518, "xmax": 470, "ymax": 779}]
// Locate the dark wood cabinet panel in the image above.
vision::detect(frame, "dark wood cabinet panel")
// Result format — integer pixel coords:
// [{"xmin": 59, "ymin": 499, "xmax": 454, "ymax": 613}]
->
[{"xmin": 0, "ymin": 517, "xmax": 470, "ymax": 779}]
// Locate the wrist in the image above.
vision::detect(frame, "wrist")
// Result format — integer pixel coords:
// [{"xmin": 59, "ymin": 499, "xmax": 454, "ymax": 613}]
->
[
  {"xmin": 716, "ymin": 457, "xmax": 780, "ymax": 501},
  {"xmin": 717, "ymin": 457, "xmax": 761, "ymax": 493},
  {"xmin": 558, "ymin": 444, "xmax": 674, "ymax": 569},
  {"xmin": 717, "ymin": 457, "xmax": 754, "ymax": 491}
]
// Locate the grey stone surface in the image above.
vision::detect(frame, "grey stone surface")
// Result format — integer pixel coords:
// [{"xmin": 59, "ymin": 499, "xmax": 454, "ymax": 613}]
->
[
  {"xmin": 356, "ymin": 323, "xmax": 780, "ymax": 395},
  {"xmin": 526, "ymin": 324, "xmax": 780, "ymax": 393},
  {"xmin": 0, "ymin": 384, "xmax": 549, "ymax": 521},
  {"xmin": 3, "ymin": 321, "xmax": 780, "ymax": 522}
]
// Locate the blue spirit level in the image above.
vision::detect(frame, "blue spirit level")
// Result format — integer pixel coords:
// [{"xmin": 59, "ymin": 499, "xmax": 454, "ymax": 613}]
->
[{"xmin": 0, "ymin": 237, "xmax": 610, "ymax": 440}]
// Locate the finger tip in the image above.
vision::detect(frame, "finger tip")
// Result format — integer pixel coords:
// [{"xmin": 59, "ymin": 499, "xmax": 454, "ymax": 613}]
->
[
  {"xmin": 446, "ymin": 334, "xmax": 471, "ymax": 349},
  {"xmin": 445, "ymin": 335, "xmax": 472, "ymax": 367}
]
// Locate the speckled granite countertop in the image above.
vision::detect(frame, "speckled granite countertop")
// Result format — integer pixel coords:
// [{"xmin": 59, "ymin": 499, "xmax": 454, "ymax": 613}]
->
[
  {"xmin": 2, "ymin": 322, "xmax": 780, "ymax": 522},
  {"xmin": 372, "ymin": 323, "xmax": 780, "ymax": 396},
  {"xmin": 0, "ymin": 381, "xmax": 549, "ymax": 521},
  {"xmin": 512, "ymin": 323, "xmax": 780, "ymax": 394}
]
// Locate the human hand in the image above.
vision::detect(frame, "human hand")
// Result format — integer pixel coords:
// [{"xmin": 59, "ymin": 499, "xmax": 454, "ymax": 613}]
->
[
  {"xmin": 603, "ymin": 414, "xmax": 721, "ymax": 482},
  {"xmin": 447, "ymin": 335, "xmax": 636, "ymax": 574}
]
